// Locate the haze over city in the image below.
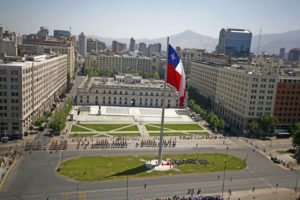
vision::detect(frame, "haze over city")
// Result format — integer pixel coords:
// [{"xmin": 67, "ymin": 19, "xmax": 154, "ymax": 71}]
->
[
  {"xmin": 1, "ymin": 1, "xmax": 300, "ymax": 200},
  {"xmin": 1, "ymin": 0, "xmax": 300, "ymax": 38}
]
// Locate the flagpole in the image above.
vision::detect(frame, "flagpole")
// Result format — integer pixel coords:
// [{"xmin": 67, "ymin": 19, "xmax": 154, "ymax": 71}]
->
[{"xmin": 157, "ymin": 37, "xmax": 169, "ymax": 166}]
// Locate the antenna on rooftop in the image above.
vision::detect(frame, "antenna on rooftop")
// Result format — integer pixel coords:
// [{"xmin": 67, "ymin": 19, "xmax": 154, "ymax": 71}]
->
[{"xmin": 256, "ymin": 28, "xmax": 261, "ymax": 56}]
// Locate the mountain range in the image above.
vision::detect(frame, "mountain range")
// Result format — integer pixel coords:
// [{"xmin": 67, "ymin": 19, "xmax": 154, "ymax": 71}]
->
[{"xmin": 89, "ymin": 29, "xmax": 300, "ymax": 55}]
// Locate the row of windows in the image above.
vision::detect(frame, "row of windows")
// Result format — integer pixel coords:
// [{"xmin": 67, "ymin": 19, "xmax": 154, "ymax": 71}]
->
[
  {"xmin": 80, "ymin": 99, "xmax": 176, "ymax": 107},
  {"xmin": 276, "ymin": 102, "xmax": 299, "ymax": 106},
  {"xmin": 277, "ymin": 90, "xmax": 300, "ymax": 95},
  {"xmin": 0, "ymin": 69, "xmax": 19, "ymax": 75},
  {"xmin": 276, "ymin": 107, "xmax": 300, "ymax": 111}
]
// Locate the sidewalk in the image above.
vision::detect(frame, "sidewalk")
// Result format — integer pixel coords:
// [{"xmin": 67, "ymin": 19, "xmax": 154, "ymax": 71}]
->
[{"xmin": 221, "ymin": 188, "xmax": 299, "ymax": 200}]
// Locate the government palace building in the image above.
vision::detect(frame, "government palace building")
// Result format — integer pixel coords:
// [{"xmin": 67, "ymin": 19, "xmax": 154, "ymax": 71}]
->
[{"xmin": 77, "ymin": 74, "xmax": 185, "ymax": 108}]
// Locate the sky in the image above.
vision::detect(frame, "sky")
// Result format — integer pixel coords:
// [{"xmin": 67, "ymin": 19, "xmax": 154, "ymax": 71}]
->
[{"xmin": 0, "ymin": 0, "xmax": 300, "ymax": 39}]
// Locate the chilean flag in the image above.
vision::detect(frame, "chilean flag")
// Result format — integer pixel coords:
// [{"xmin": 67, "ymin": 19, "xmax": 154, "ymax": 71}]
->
[{"xmin": 167, "ymin": 44, "xmax": 186, "ymax": 107}]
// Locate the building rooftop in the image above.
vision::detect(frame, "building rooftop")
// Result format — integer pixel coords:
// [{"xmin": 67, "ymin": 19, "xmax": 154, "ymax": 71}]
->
[{"xmin": 78, "ymin": 75, "xmax": 175, "ymax": 91}]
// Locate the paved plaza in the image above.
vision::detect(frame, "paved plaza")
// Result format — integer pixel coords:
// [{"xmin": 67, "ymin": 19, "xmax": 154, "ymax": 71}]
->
[{"xmin": 0, "ymin": 105, "xmax": 298, "ymax": 200}]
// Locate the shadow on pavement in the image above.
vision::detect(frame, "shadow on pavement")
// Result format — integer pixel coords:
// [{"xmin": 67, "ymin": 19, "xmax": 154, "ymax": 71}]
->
[{"xmin": 107, "ymin": 164, "xmax": 148, "ymax": 177}]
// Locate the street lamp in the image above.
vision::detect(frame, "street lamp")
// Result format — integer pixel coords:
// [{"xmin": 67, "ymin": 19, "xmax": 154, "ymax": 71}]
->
[
  {"xmin": 295, "ymin": 170, "xmax": 299, "ymax": 192},
  {"xmin": 126, "ymin": 166, "xmax": 129, "ymax": 200},
  {"xmin": 221, "ymin": 159, "xmax": 227, "ymax": 195}
]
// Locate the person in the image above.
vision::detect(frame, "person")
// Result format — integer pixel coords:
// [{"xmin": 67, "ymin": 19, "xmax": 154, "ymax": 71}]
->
[
  {"xmin": 228, "ymin": 188, "xmax": 231, "ymax": 196},
  {"xmin": 218, "ymin": 175, "xmax": 220, "ymax": 179},
  {"xmin": 252, "ymin": 186, "xmax": 255, "ymax": 192},
  {"xmin": 144, "ymin": 184, "xmax": 147, "ymax": 189},
  {"xmin": 197, "ymin": 188, "xmax": 202, "ymax": 195}
]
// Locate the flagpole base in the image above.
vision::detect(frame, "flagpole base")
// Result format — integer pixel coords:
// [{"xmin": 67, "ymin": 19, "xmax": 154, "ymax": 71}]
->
[{"xmin": 145, "ymin": 159, "xmax": 174, "ymax": 171}]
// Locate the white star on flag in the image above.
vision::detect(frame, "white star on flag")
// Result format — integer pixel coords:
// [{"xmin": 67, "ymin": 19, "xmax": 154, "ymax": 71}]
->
[{"xmin": 171, "ymin": 53, "xmax": 176, "ymax": 61}]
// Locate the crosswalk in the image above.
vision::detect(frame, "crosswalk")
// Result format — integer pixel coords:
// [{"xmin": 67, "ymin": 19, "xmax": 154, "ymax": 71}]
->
[{"xmin": 59, "ymin": 192, "xmax": 86, "ymax": 200}]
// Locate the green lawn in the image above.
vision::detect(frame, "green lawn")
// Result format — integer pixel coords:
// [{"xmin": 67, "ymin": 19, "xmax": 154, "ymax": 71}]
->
[
  {"xmin": 69, "ymin": 133, "xmax": 96, "ymax": 138},
  {"xmin": 148, "ymin": 124, "xmax": 203, "ymax": 131},
  {"xmin": 58, "ymin": 153, "xmax": 246, "ymax": 182},
  {"xmin": 149, "ymin": 132, "xmax": 189, "ymax": 136},
  {"xmin": 145, "ymin": 125, "xmax": 166, "ymax": 131},
  {"xmin": 277, "ymin": 149, "xmax": 295, "ymax": 154},
  {"xmin": 117, "ymin": 125, "xmax": 139, "ymax": 131},
  {"xmin": 189, "ymin": 132, "xmax": 209, "ymax": 136},
  {"xmin": 109, "ymin": 133, "xmax": 141, "ymax": 137},
  {"xmin": 80, "ymin": 124, "xmax": 130, "ymax": 132},
  {"xmin": 71, "ymin": 125, "xmax": 90, "ymax": 132},
  {"xmin": 0, "ymin": 157, "xmax": 3, "ymax": 165}
]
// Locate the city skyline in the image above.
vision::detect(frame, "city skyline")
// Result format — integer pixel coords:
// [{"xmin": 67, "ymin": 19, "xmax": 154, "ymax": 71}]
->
[{"xmin": 0, "ymin": 0, "xmax": 300, "ymax": 38}]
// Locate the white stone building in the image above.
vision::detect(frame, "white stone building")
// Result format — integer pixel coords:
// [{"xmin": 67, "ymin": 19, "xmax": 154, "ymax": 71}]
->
[
  {"xmin": 77, "ymin": 74, "xmax": 184, "ymax": 108},
  {"xmin": 190, "ymin": 61, "xmax": 278, "ymax": 130},
  {"xmin": 0, "ymin": 54, "xmax": 67, "ymax": 137},
  {"xmin": 85, "ymin": 54, "xmax": 152, "ymax": 73}
]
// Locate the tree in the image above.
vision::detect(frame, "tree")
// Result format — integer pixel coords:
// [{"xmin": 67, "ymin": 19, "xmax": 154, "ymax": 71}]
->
[
  {"xmin": 258, "ymin": 114, "xmax": 278, "ymax": 136},
  {"xmin": 217, "ymin": 119, "xmax": 225, "ymax": 132},
  {"xmin": 43, "ymin": 110, "xmax": 52, "ymax": 118},
  {"xmin": 153, "ymin": 71, "xmax": 159, "ymax": 80},
  {"xmin": 248, "ymin": 122, "xmax": 260, "ymax": 137},
  {"xmin": 35, "ymin": 116, "xmax": 46, "ymax": 126},
  {"xmin": 207, "ymin": 112, "xmax": 219, "ymax": 131},
  {"xmin": 67, "ymin": 73, "xmax": 71, "ymax": 86},
  {"xmin": 292, "ymin": 129, "xmax": 300, "ymax": 148}
]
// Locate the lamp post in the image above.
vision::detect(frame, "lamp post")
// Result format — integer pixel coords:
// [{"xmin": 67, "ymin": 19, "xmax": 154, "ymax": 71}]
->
[
  {"xmin": 221, "ymin": 159, "xmax": 227, "ymax": 195},
  {"xmin": 295, "ymin": 170, "xmax": 299, "ymax": 192},
  {"xmin": 126, "ymin": 166, "xmax": 129, "ymax": 200}
]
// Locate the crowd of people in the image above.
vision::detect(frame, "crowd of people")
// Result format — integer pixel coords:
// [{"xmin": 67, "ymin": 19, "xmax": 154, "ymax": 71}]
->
[
  {"xmin": 179, "ymin": 135, "xmax": 226, "ymax": 140},
  {"xmin": 151, "ymin": 194, "xmax": 223, "ymax": 200},
  {"xmin": 24, "ymin": 141, "xmax": 43, "ymax": 151},
  {"xmin": 91, "ymin": 138, "xmax": 128, "ymax": 149},
  {"xmin": 49, "ymin": 140, "xmax": 67, "ymax": 150},
  {"xmin": 137, "ymin": 139, "xmax": 177, "ymax": 148}
]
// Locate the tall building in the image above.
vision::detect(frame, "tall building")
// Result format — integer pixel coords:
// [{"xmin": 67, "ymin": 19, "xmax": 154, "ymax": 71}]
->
[
  {"xmin": 79, "ymin": 32, "xmax": 87, "ymax": 57},
  {"xmin": 148, "ymin": 44, "xmax": 155, "ymax": 57},
  {"xmin": 139, "ymin": 42, "xmax": 147, "ymax": 56},
  {"xmin": 129, "ymin": 37, "xmax": 135, "ymax": 51},
  {"xmin": 179, "ymin": 48, "xmax": 204, "ymax": 74},
  {"xmin": 97, "ymin": 40, "xmax": 106, "ymax": 50},
  {"xmin": 87, "ymin": 38, "xmax": 97, "ymax": 52},
  {"xmin": 54, "ymin": 30, "xmax": 71, "ymax": 40},
  {"xmin": 37, "ymin": 26, "xmax": 49, "ymax": 40},
  {"xmin": 190, "ymin": 61, "xmax": 277, "ymax": 130},
  {"xmin": 118, "ymin": 42, "xmax": 126, "ymax": 52},
  {"xmin": 154, "ymin": 43, "xmax": 162, "ymax": 53},
  {"xmin": 273, "ymin": 77, "xmax": 300, "ymax": 128},
  {"xmin": 112, "ymin": 40, "xmax": 118, "ymax": 53},
  {"xmin": 279, "ymin": 48, "xmax": 285, "ymax": 59},
  {"xmin": 0, "ymin": 55, "xmax": 67, "ymax": 137},
  {"xmin": 216, "ymin": 28, "xmax": 252, "ymax": 58},
  {"xmin": 288, "ymin": 48, "xmax": 300, "ymax": 62},
  {"xmin": 85, "ymin": 54, "xmax": 152, "ymax": 73},
  {"xmin": 19, "ymin": 39, "xmax": 75, "ymax": 80},
  {"xmin": 0, "ymin": 24, "xmax": 3, "ymax": 41}
]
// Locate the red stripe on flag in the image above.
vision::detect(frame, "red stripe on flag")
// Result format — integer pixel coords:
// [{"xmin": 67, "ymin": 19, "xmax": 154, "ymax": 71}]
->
[{"xmin": 167, "ymin": 64, "xmax": 180, "ymax": 91}]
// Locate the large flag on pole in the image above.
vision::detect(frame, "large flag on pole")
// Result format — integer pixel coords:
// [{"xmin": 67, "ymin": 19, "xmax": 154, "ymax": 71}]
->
[{"xmin": 167, "ymin": 44, "xmax": 186, "ymax": 107}]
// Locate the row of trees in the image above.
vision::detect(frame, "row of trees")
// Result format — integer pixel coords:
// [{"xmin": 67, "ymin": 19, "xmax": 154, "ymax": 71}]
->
[
  {"xmin": 188, "ymin": 100, "xmax": 205, "ymax": 117},
  {"xmin": 84, "ymin": 67, "xmax": 160, "ymax": 80},
  {"xmin": 206, "ymin": 112, "xmax": 225, "ymax": 132},
  {"xmin": 187, "ymin": 86, "xmax": 212, "ymax": 110},
  {"xmin": 188, "ymin": 99, "xmax": 225, "ymax": 132},
  {"xmin": 248, "ymin": 114, "xmax": 278, "ymax": 138},
  {"xmin": 34, "ymin": 110, "xmax": 52, "ymax": 127},
  {"xmin": 49, "ymin": 99, "xmax": 74, "ymax": 133}
]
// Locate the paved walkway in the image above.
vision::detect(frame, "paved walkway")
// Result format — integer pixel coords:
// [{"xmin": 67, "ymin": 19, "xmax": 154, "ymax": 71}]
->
[{"xmin": 138, "ymin": 123, "xmax": 149, "ymax": 137}]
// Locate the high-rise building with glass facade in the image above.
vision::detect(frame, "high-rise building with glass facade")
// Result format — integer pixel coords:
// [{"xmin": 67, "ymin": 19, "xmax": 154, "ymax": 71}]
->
[{"xmin": 216, "ymin": 28, "xmax": 252, "ymax": 58}]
